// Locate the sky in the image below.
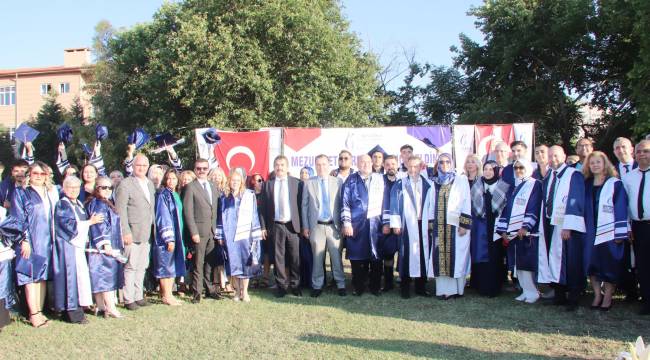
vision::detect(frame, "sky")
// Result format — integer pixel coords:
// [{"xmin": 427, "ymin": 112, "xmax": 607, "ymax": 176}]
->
[{"xmin": 2, "ymin": 0, "xmax": 484, "ymax": 84}]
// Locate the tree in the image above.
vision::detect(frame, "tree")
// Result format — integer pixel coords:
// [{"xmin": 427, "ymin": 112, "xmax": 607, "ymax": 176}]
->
[
  {"xmin": 92, "ymin": 0, "xmax": 387, "ymax": 162},
  {"xmin": 30, "ymin": 94, "xmax": 70, "ymax": 173}
]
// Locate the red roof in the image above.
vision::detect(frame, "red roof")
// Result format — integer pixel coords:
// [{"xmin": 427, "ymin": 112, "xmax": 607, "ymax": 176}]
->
[{"xmin": 0, "ymin": 65, "xmax": 92, "ymax": 77}]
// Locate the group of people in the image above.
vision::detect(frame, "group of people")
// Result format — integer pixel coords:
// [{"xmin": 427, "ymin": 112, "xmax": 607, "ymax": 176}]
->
[{"xmin": 0, "ymin": 133, "xmax": 648, "ymax": 330}]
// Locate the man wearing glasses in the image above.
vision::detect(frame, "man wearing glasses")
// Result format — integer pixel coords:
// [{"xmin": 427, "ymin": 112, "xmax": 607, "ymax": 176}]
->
[
  {"xmin": 114, "ymin": 154, "xmax": 156, "ymax": 310},
  {"xmin": 182, "ymin": 158, "xmax": 222, "ymax": 303},
  {"xmin": 330, "ymin": 150, "xmax": 355, "ymax": 181}
]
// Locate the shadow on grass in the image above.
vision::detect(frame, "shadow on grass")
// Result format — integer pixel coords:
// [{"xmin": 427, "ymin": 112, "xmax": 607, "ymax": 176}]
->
[
  {"xmin": 299, "ymin": 334, "xmax": 567, "ymax": 359},
  {"xmin": 256, "ymin": 284, "xmax": 649, "ymax": 342}
]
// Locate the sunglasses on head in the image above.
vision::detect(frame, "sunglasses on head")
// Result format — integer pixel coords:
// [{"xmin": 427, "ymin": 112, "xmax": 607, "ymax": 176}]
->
[{"xmin": 97, "ymin": 185, "xmax": 113, "ymax": 191}]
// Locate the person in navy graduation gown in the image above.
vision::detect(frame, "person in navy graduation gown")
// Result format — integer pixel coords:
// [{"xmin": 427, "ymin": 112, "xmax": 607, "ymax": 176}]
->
[
  {"xmin": 496, "ymin": 159, "xmax": 543, "ymax": 303},
  {"xmin": 0, "ymin": 212, "xmax": 22, "ymax": 330},
  {"xmin": 53, "ymin": 176, "xmax": 104, "ymax": 324},
  {"xmin": 153, "ymin": 170, "xmax": 186, "ymax": 306},
  {"xmin": 470, "ymin": 160, "xmax": 507, "ymax": 297},
  {"xmin": 582, "ymin": 151, "xmax": 628, "ymax": 311},
  {"xmin": 12, "ymin": 161, "xmax": 59, "ymax": 328},
  {"xmin": 342, "ymin": 155, "xmax": 385, "ymax": 296},
  {"xmin": 80, "ymin": 164, "xmax": 99, "ymax": 203},
  {"xmin": 86, "ymin": 177, "xmax": 125, "ymax": 319},
  {"xmin": 540, "ymin": 146, "xmax": 587, "ymax": 311},
  {"xmin": 217, "ymin": 171, "xmax": 263, "ymax": 302}
]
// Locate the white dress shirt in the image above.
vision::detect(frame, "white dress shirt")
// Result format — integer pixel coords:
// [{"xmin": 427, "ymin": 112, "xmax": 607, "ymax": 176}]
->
[
  {"xmin": 274, "ymin": 177, "xmax": 291, "ymax": 222},
  {"xmin": 622, "ymin": 168, "xmax": 650, "ymax": 221}
]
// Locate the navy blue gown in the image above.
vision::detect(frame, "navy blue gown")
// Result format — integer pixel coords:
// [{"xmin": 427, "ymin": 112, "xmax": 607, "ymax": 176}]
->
[
  {"xmin": 86, "ymin": 199, "xmax": 124, "ymax": 293},
  {"xmin": 153, "ymin": 189, "xmax": 186, "ymax": 279}
]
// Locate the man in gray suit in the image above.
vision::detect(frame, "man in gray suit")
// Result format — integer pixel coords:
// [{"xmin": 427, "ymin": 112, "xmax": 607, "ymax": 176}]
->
[
  {"xmin": 183, "ymin": 158, "xmax": 222, "ymax": 303},
  {"xmin": 115, "ymin": 154, "xmax": 156, "ymax": 310},
  {"xmin": 301, "ymin": 154, "xmax": 346, "ymax": 297}
]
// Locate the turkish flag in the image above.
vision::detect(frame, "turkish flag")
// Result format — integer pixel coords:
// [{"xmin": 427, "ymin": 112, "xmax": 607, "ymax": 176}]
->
[
  {"xmin": 474, "ymin": 124, "xmax": 515, "ymax": 161},
  {"xmin": 213, "ymin": 130, "xmax": 270, "ymax": 179}
]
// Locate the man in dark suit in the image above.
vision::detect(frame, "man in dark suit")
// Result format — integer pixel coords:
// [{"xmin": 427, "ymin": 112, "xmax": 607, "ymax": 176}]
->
[
  {"xmin": 260, "ymin": 155, "xmax": 302, "ymax": 297},
  {"xmin": 183, "ymin": 158, "xmax": 222, "ymax": 303}
]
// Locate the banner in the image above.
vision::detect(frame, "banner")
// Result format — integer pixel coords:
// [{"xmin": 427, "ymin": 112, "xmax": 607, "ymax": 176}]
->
[
  {"xmin": 282, "ymin": 126, "xmax": 452, "ymax": 176},
  {"xmin": 474, "ymin": 124, "xmax": 535, "ymax": 162},
  {"xmin": 452, "ymin": 125, "xmax": 476, "ymax": 173},
  {"xmin": 195, "ymin": 129, "xmax": 270, "ymax": 179}
]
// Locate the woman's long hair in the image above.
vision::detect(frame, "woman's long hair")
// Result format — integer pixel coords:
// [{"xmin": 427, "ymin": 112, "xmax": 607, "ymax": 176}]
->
[
  {"xmin": 85, "ymin": 176, "xmax": 118, "ymax": 212},
  {"xmin": 582, "ymin": 151, "xmax": 618, "ymax": 179}
]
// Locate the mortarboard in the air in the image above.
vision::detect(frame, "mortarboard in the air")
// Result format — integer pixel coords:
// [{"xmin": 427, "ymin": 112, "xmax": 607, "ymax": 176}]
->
[
  {"xmin": 127, "ymin": 128, "xmax": 150, "ymax": 150},
  {"xmin": 57, "ymin": 123, "xmax": 74, "ymax": 144},
  {"xmin": 95, "ymin": 124, "xmax": 108, "ymax": 141},
  {"xmin": 81, "ymin": 143, "xmax": 93, "ymax": 157},
  {"xmin": 202, "ymin": 128, "xmax": 221, "ymax": 145},
  {"xmin": 367, "ymin": 144, "xmax": 387, "ymax": 157},
  {"xmin": 14, "ymin": 123, "xmax": 39, "ymax": 143},
  {"xmin": 152, "ymin": 132, "xmax": 185, "ymax": 154}
]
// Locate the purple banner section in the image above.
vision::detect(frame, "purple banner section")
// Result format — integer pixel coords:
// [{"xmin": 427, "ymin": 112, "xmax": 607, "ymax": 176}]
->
[{"xmin": 406, "ymin": 125, "xmax": 452, "ymax": 148}]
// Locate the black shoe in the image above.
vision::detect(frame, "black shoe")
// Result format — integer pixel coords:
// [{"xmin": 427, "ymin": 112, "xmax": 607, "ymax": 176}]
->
[
  {"xmin": 338, "ymin": 288, "xmax": 347, "ymax": 297},
  {"xmin": 124, "ymin": 302, "xmax": 139, "ymax": 311},
  {"xmin": 415, "ymin": 289, "xmax": 432, "ymax": 297},
  {"xmin": 135, "ymin": 299, "xmax": 150, "ymax": 307},
  {"xmin": 207, "ymin": 292, "xmax": 223, "ymax": 300},
  {"xmin": 77, "ymin": 317, "xmax": 90, "ymax": 325},
  {"xmin": 191, "ymin": 294, "xmax": 201, "ymax": 304},
  {"xmin": 275, "ymin": 288, "xmax": 287, "ymax": 298},
  {"xmin": 291, "ymin": 289, "xmax": 303, "ymax": 297},
  {"xmin": 370, "ymin": 289, "xmax": 381, "ymax": 297},
  {"xmin": 382, "ymin": 283, "xmax": 394, "ymax": 292},
  {"xmin": 352, "ymin": 290, "xmax": 363, "ymax": 296},
  {"xmin": 310, "ymin": 289, "xmax": 322, "ymax": 298}
]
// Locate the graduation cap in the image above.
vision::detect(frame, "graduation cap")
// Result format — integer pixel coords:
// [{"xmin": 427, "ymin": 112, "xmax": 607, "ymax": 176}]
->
[
  {"xmin": 127, "ymin": 128, "xmax": 150, "ymax": 150},
  {"xmin": 367, "ymin": 145, "xmax": 387, "ymax": 157},
  {"xmin": 95, "ymin": 124, "xmax": 108, "ymax": 141},
  {"xmin": 422, "ymin": 138, "xmax": 439, "ymax": 150},
  {"xmin": 14, "ymin": 123, "xmax": 39, "ymax": 143},
  {"xmin": 57, "ymin": 123, "xmax": 73, "ymax": 144},
  {"xmin": 151, "ymin": 132, "xmax": 185, "ymax": 154},
  {"xmin": 202, "ymin": 128, "xmax": 221, "ymax": 145},
  {"xmin": 15, "ymin": 253, "xmax": 47, "ymax": 278}
]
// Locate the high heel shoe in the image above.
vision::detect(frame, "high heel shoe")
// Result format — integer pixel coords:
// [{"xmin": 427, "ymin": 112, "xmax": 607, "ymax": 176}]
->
[
  {"xmin": 29, "ymin": 311, "xmax": 49, "ymax": 328},
  {"xmin": 590, "ymin": 297, "xmax": 603, "ymax": 310},
  {"xmin": 600, "ymin": 299, "xmax": 614, "ymax": 312}
]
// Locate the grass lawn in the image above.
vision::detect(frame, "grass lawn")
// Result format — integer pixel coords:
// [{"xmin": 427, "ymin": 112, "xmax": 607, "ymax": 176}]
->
[{"xmin": 1, "ymin": 273, "xmax": 648, "ymax": 359}]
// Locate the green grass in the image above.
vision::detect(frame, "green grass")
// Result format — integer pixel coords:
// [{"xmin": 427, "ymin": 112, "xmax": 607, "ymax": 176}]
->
[{"xmin": 1, "ymin": 274, "xmax": 647, "ymax": 359}]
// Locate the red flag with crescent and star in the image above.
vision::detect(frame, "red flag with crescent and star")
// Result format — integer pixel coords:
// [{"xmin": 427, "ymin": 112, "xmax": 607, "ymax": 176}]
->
[{"xmin": 213, "ymin": 130, "xmax": 270, "ymax": 179}]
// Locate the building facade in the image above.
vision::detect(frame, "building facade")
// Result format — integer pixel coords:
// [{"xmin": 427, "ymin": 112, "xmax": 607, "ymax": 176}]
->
[{"xmin": 0, "ymin": 48, "xmax": 94, "ymax": 133}]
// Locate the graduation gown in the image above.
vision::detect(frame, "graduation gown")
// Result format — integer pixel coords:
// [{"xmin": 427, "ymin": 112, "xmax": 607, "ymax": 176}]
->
[
  {"xmin": 584, "ymin": 178, "xmax": 628, "ymax": 283},
  {"xmin": 380, "ymin": 175, "xmax": 399, "ymax": 258},
  {"xmin": 432, "ymin": 175, "xmax": 472, "ymax": 278},
  {"xmin": 53, "ymin": 197, "xmax": 93, "ymax": 311},
  {"xmin": 86, "ymin": 199, "xmax": 124, "ymax": 293},
  {"xmin": 0, "ymin": 215, "xmax": 23, "ymax": 310},
  {"xmin": 153, "ymin": 188, "xmax": 186, "ymax": 279},
  {"xmin": 341, "ymin": 173, "xmax": 384, "ymax": 261},
  {"xmin": 539, "ymin": 165, "xmax": 586, "ymax": 287},
  {"xmin": 11, "ymin": 186, "xmax": 59, "ymax": 286},
  {"xmin": 496, "ymin": 179, "xmax": 543, "ymax": 273},
  {"xmin": 389, "ymin": 175, "xmax": 435, "ymax": 278},
  {"xmin": 216, "ymin": 190, "xmax": 262, "ymax": 278}
]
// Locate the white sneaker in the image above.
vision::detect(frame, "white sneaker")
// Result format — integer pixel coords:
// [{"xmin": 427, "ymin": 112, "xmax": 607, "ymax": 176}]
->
[
  {"xmin": 525, "ymin": 293, "xmax": 540, "ymax": 304},
  {"xmin": 515, "ymin": 293, "xmax": 526, "ymax": 301}
]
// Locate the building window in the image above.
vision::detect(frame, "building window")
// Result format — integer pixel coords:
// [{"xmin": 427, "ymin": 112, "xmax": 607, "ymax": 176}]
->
[
  {"xmin": 59, "ymin": 82, "xmax": 70, "ymax": 94},
  {"xmin": 40, "ymin": 83, "xmax": 52, "ymax": 95},
  {"xmin": 0, "ymin": 86, "xmax": 16, "ymax": 106}
]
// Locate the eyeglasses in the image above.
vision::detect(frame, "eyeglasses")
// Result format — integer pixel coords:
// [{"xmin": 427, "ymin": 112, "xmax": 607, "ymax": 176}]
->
[
  {"xmin": 97, "ymin": 185, "xmax": 113, "ymax": 191},
  {"xmin": 195, "ymin": 167, "xmax": 209, "ymax": 171},
  {"xmin": 513, "ymin": 166, "xmax": 525, "ymax": 170},
  {"xmin": 30, "ymin": 171, "xmax": 46, "ymax": 176}
]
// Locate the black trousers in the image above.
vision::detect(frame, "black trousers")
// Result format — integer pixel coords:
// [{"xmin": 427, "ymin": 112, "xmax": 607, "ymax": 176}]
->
[
  {"xmin": 350, "ymin": 259, "xmax": 381, "ymax": 294},
  {"xmin": 0, "ymin": 299, "xmax": 10, "ymax": 329},
  {"xmin": 632, "ymin": 221, "xmax": 650, "ymax": 307},
  {"xmin": 273, "ymin": 222, "xmax": 300, "ymax": 290},
  {"xmin": 620, "ymin": 241, "xmax": 638, "ymax": 300},
  {"xmin": 192, "ymin": 236, "xmax": 219, "ymax": 297},
  {"xmin": 66, "ymin": 308, "xmax": 85, "ymax": 323}
]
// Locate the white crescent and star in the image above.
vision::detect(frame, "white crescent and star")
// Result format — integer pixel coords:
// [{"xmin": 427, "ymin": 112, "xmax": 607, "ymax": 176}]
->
[{"xmin": 226, "ymin": 146, "xmax": 256, "ymax": 171}]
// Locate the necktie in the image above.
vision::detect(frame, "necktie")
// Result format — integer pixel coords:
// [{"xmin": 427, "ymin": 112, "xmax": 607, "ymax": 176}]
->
[
  {"xmin": 363, "ymin": 177, "xmax": 370, "ymax": 190},
  {"xmin": 202, "ymin": 182, "xmax": 212, "ymax": 205},
  {"xmin": 624, "ymin": 164, "xmax": 630, "ymax": 174},
  {"xmin": 320, "ymin": 178, "xmax": 331, "ymax": 220},
  {"xmin": 278, "ymin": 179, "xmax": 287, "ymax": 220},
  {"xmin": 546, "ymin": 171, "xmax": 558, "ymax": 218},
  {"xmin": 639, "ymin": 170, "xmax": 647, "ymax": 219}
]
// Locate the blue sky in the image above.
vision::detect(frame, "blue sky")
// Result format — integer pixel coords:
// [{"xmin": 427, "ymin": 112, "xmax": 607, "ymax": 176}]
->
[{"xmin": 2, "ymin": 0, "xmax": 483, "ymax": 80}]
